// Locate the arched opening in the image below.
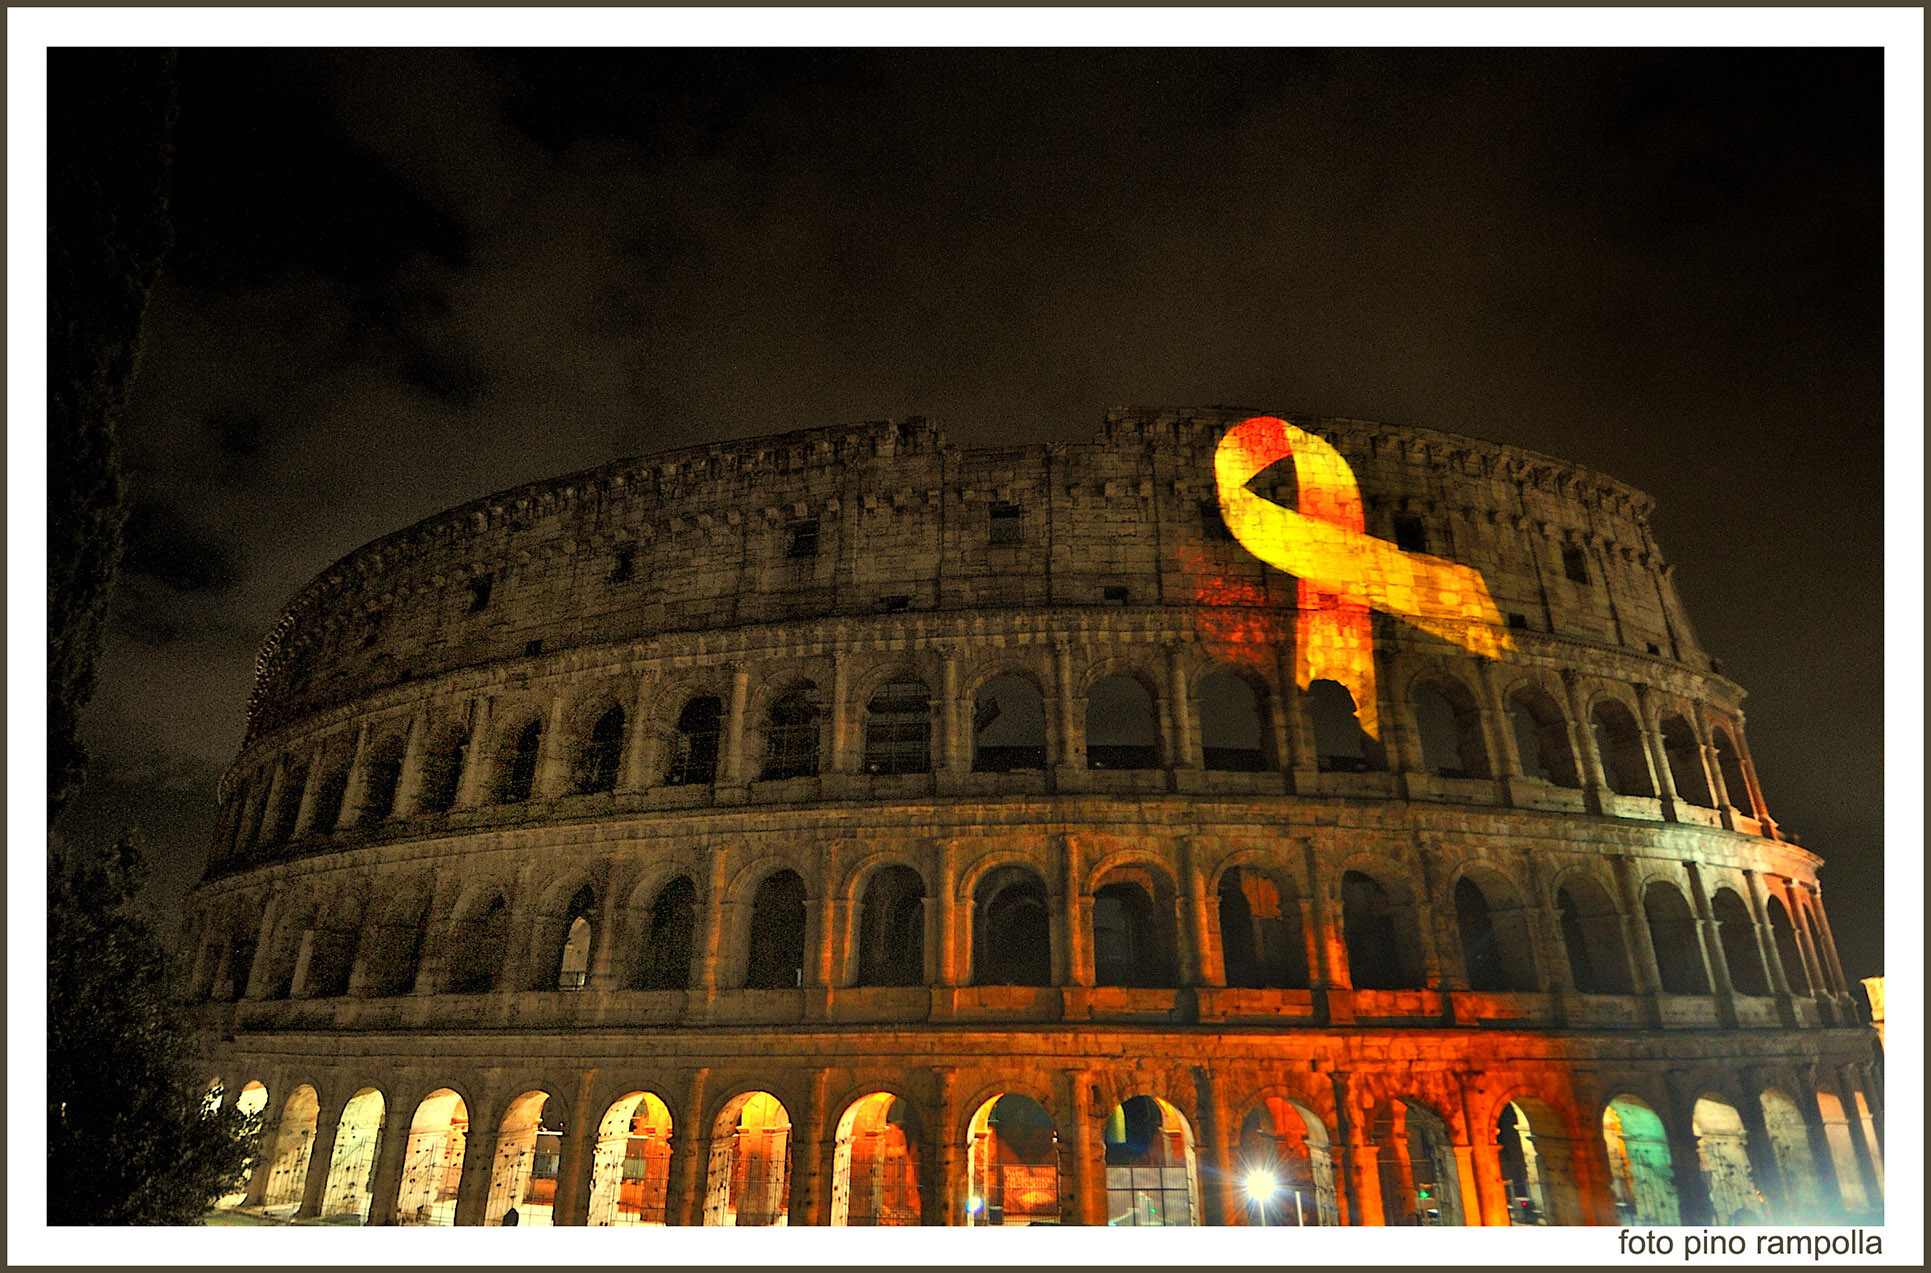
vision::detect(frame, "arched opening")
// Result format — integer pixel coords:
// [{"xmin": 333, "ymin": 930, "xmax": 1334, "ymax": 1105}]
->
[
  {"xmin": 445, "ymin": 894, "xmax": 509, "ymax": 994},
  {"xmin": 972, "ymin": 865, "xmax": 1052, "ymax": 987},
  {"xmin": 972, "ymin": 673, "xmax": 1046, "ymax": 772},
  {"xmin": 265, "ymin": 763, "xmax": 308, "ymax": 845},
  {"xmin": 636, "ymin": 877, "xmax": 696, "ymax": 990},
  {"xmin": 761, "ymin": 687, "xmax": 821, "ymax": 781},
  {"xmin": 1711, "ymin": 888, "xmax": 1768, "ymax": 996},
  {"xmin": 1236, "ymin": 1097, "xmax": 1337, "ymax": 1225},
  {"xmin": 222, "ymin": 925, "xmax": 259, "ymax": 1001},
  {"xmin": 396, "ymin": 1089, "xmax": 467, "ymax": 1225},
  {"xmin": 1507, "ymin": 687, "xmax": 1580, "ymax": 787},
  {"xmin": 1307, "ymin": 679, "xmax": 1379, "ymax": 772},
  {"xmin": 498, "ymin": 719, "xmax": 543, "ymax": 804},
  {"xmin": 362, "ymin": 892, "xmax": 430, "ymax": 997},
  {"xmin": 1661, "ymin": 715, "xmax": 1713, "ymax": 806},
  {"xmin": 261, "ymin": 1084, "xmax": 320, "ymax": 1215},
  {"xmin": 1216, "ymin": 867, "xmax": 1309, "ymax": 989},
  {"xmin": 666, "ymin": 695, "xmax": 722, "ymax": 785},
  {"xmin": 831, "ymin": 1092, "xmax": 922, "ymax": 1226},
  {"xmin": 1453, "ymin": 873, "xmax": 1539, "ymax": 992},
  {"xmin": 555, "ymin": 884, "xmax": 597, "ymax": 990},
  {"xmin": 1092, "ymin": 867, "xmax": 1176, "ymax": 988},
  {"xmin": 1556, "ymin": 877, "xmax": 1634, "ymax": 994},
  {"xmin": 863, "ymin": 680, "xmax": 932, "ymax": 775},
  {"xmin": 1374, "ymin": 1098, "xmax": 1463, "ymax": 1226},
  {"xmin": 1693, "ymin": 1096, "xmax": 1764, "ymax": 1225},
  {"xmin": 416, "ymin": 727, "xmax": 468, "ymax": 814},
  {"xmin": 1591, "ymin": 700, "xmax": 1654, "ymax": 796},
  {"xmin": 586, "ymin": 1092, "xmax": 673, "ymax": 1226},
  {"xmin": 1491, "ymin": 1099, "xmax": 1575, "ymax": 1225},
  {"xmin": 575, "ymin": 704, "xmax": 625, "ymax": 795},
  {"xmin": 1086, "ymin": 675, "xmax": 1160, "ymax": 770},
  {"xmin": 216, "ymin": 1082, "xmax": 270, "ymax": 1207},
  {"xmin": 1764, "ymin": 895, "xmax": 1810, "ymax": 994},
  {"xmin": 320, "ymin": 1088, "xmax": 385, "ymax": 1223},
  {"xmin": 1603, "ymin": 1096, "xmax": 1680, "ymax": 1225},
  {"xmin": 855, "ymin": 865, "xmax": 926, "ymax": 987},
  {"xmin": 744, "ymin": 870, "xmax": 807, "ymax": 989},
  {"xmin": 1340, "ymin": 870, "xmax": 1424, "ymax": 990},
  {"xmin": 1198, "ymin": 671, "xmax": 1266, "ymax": 771},
  {"xmin": 1759, "ymin": 1087, "xmax": 1824, "ymax": 1222},
  {"xmin": 1410, "ymin": 680, "xmax": 1490, "ymax": 779},
  {"xmin": 1643, "ymin": 880, "xmax": 1711, "ymax": 994},
  {"xmin": 704, "ymin": 1092, "xmax": 791, "ymax": 1226},
  {"xmin": 302, "ymin": 908, "xmax": 358, "ymax": 999},
  {"xmin": 307, "ymin": 756, "xmax": 350, "ymax": 835},
  {"xmin": 1814, "ymin": 1087, "xmax": 1869, "ymax": 1213},
  {"xmin": 357, "ymin": 734, "xmax": 406, "ymax": 825},
  {"xmin": 486, "ymin": 1091, "xmax": 564, "ymax": 1226},
  {"xmin": 965, "ymin": 1093, "xmax": 1059, "ymax": 1226},
  {"xmin": 1104, "ymin": 1094, "xmax": 1200, "ymax": 1226},
  {"xmin": 1711, "ymin": 727, "xmax": 1753, "ymax": 814}
]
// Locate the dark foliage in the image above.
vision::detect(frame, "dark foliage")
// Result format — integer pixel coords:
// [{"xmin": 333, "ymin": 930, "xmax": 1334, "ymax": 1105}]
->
[{"xmin": 48, "ymin": 835, "xmax": 259, "ymax": 1224}]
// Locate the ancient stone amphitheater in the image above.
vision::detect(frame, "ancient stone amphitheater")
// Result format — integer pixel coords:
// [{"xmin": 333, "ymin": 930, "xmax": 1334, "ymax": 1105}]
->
[{"xmin": 187, "ymin": 409, "xmax": 1884, "ymax": 1229}]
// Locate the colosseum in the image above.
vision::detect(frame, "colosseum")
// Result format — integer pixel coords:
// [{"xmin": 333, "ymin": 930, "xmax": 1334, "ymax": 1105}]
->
[{"xmin": 185, "ymin": 408, "xmax": 1885, "ymax": 1229}]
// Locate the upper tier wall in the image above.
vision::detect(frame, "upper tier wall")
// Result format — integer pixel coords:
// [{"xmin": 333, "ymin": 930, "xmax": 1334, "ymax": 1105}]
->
[{"xmin": 248, "ymin": 409, "xmax": 1705, "ymax": 738}]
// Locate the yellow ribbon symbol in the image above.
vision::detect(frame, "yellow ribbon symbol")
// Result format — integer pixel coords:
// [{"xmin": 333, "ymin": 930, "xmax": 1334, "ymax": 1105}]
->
[{"xmin": 1214, "ymin": 416, "xmax": 1514, "ymax": 739}]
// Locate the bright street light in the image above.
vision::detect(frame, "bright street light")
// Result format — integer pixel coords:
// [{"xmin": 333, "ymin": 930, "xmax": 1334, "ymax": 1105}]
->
[{"xmin": 1243, "ymin": 1169, "xmax": 1279, "ymax": 1204}]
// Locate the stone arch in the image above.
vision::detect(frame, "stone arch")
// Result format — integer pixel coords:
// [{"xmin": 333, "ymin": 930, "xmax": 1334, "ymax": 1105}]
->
[
  {"xmin": 1763, "ymin": 894, "xmax": 1810, "ymax": 994},
  {"xmin": 414, "ymin": 717, "xmax": 471, "ymax": 814},
  {"xmin": 1693, "ymin": 1094, "xmax": 1765, "ymax": 1225},
  {"xmin": 852, "ymin": 863, "xmax": 927, "ymax": 988},
  {"xmin": 1089, "ymin": 859, "xmax": 1178, "ymax": 988},
  {"xmin": 395, "ymin": 1086, "xmax": 469, "ymax": 1225},
  {"xmin": 1589, "ymin": 695, "xmax": 1654, "ymax": 797},
  {"xmin": 355, "ymin": 727, "xmax": 409, "ymax": 825},
  {"xmin": 633, "ymin": 874, "xmax": 697, "ymax": 991},
  {"xmin": 1709, "ymin": 724, "xmax": 1754, "ymax": 815},
  {"xmin": 570, "ymin": 697, "xmax": 628, "ymax": 795},
  {"xmin": 1492, "ymin": 1095, "xmax": 1588, "ymax": 1225},
  {"xmin": 1643, "ymin": 878, "xmax": 1711, "ymax": 994},
  {"xmin": 964, "ymin": 1090, "xmax": 1061, "ymax": 1226},
  {"xmin": 1338, "ymin": 863, "xmax": 1426, "ymax": 990},
  {"xmin": 1552, "ymin": 869, "xmax": 1635, "ymax": 994},
  {"xmin": 1406, "ymin": 669, "xmax": 1492, "ymax": 779},
  {"xmin": 1102, "ymin": 1093, "xmax": 1201, "ymax": 1226},
  {"xmin": 300, "ymin": 885, "xmax": 366, "ymax": 999},
  {"xmin": 1215, "ymin": 863, "xmax": 1310, "ymax": 989},
  {"xmin": 260, "ymin": 1083, "xmax": 321, "ymax": 1213},
  {"xmin": 862, "ymin": 676, "xmax": 934, "ymax": 776},
  {"xmin": 443, "ymin": 886, "xmax": 512, "ymax": 994},
  {"xmin": 664, "ymin": 692, "xmax": 725, "ymax": 786},
  {"xmin": 358, "ymin": 879, "xmax": 433, "ymax": 997},
  {"xmin": 1085, "ymin": 671, "xmax": 1163, "ymax": 770},
  {"xmin": 526, "ymin": 868, "xmax": 604, "ymax": 992},
  {"xmin": 1660, "ymin": 713, "xmax": 1714, "ymax": 806},
  {"xmin": 491, "ymin": 710, "xmax": 546, "ymax": 804},
  {"xmin": 1196, "ymin": 667, "xmax": 1271, "ymax": 771},
  {"xmin": 1450, "ymin": 864, "xmax": 1540, "ymax": 992},
  {"xmin": 216, "ymin": 1081, "xmax": 272, "ymax": 1207},
  {"xmin": 831, "ymin": 1091, "xmax": 923, "ymax": 1226},
  {"xmin": 262, "ymin": 757, "xmax": 309, "ymax": 846},
  {"xmin": 1306, "ymin": 678, "xmax": 1384, "ymax": 772},
  {"xmin": 304, "ymin": 741, "xmax": 353, "ymax": 835},
  {"xmin": 485, "ymin": 1089, "xmax": 566, "ymax": 1226},
  {"xmin": 1602, "ymin": 1093, "xmax": 1681, "ymax": 1225},
  {"xmin": 254, "ymin": 896, "xmax": 318, "ymax": 1001},
  {"xmin": 1710, "ymin": 886, "xmax": 1769, "ymax": 996},
  {"xmin": 1813, "ymin": 1083, "xmax": 1870, "ymax": 1213},
  {"xmin": 970, "ymin": 669, "xmax": 1048, "ymax": 772},
  {"xmin": 586, "ymin": 1090, "xmax": 675, "ymax": 1226},
  {"xmin": 320, "ymin": 1086, "xmax": 386, "ymax": 1222},
  {"xmin": 1234, "ymin": 1094, "xmax": 1338, "ymax": 1226},
  {"xmin": 1758, "ymin": 1086, "xmax": 1825, "ymax": 1222},
  {"xmin": 703, "ymin": 1090, "xmax": 793, "ymax": 1226},
  {"xmin": 758, "ymin": 681, "xmax": 823, "ymax": 781},
  {"xmin": 743, "ymin": 868, "xmax": 808, "ymax": 989},
  {"xmin": 1506, "ymin": 680, "xmax": 1581, "ymax": 787},
  {"xmin": 1371, "ymin": 1096, "xmax": 1463, "ymax": 1226},
  {"xmin": 970, "ymin": 861, "xmax": 1053, "ymax": 987}
]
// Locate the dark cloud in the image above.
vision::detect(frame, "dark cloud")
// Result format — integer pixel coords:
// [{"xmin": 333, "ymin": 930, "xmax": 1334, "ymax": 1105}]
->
[{"xmin": 117, "ymin": 500, "xmax": 244, "ymax": 594}]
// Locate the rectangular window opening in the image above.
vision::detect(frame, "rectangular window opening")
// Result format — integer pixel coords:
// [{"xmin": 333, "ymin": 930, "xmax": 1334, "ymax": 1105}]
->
[
  {"xmin": 1507, "ymin": 613, "xmax": 1529, "ymax": 630},
  {"xmin": 880, "ymin": 594, "xmax": 911, "ymax": 613},
  {"xmin": 1102, "ymin": 585, "xmax": 1130, "ymax": 605},
  {"xmin": 989, "ymin": 501, "xmax": 1022, "ymax": 545},
  {"xmin": 1198, "ymin": 499, "xmax": 1234, "ymax": 542},
  {"xmin": 787, "ymin": 519, "xmax": 820, "ymax": 559},
  {"xmin": 524, "ymin": 639, "xmax": 544, "ymax": 658},
  {"xmin": 1562, "ymin": 545, "xmax": 1590, "ymax": 584},
  {"xmin": 466, "ymin": 575, "xmax": 493, "ymax": 613},
  {"xmin": 610, "ymin": 546, "xmax": 636, "ymax": 583},
  {"xmin": 1392, "ymin": 514, "xmax": 1428, "ymax": 554}
]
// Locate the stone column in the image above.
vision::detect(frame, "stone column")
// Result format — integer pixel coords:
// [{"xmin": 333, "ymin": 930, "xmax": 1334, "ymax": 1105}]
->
[
  {"xmin": 337, "ymin": 723, "xmax": 373, "ymax": 830},
  {"xmin": 537, "ymin": 693, "xmax": 571, "ymax": 798},
  {"xmin": 588, "ymin": 881, "xmax": 624, "ymax": 991},
  {"xmin": 1742, "ymin": 870, "xmax": 1798, "ymax": 1025},
  {"xmin": 453, "ymin": 1117, "xmax": 497, "ymax": 1226},
  {"xmin": 697, "ymin": 852, "xmax": 729, "ymax": 999},
  {"xmin": 670, "ymin": 1068, "xmax": 712, "ymax": 1226},
  {"xmin": 295, "ymin": 1090, "xmax": 345, "ymax": 1218},
  {"xmin": 939, "ymin": 647, "xmax": 965, "ymax": 774},
  {"xmin": 931, "ymin": 1066, "xmax": 963, "ymax": 1226},
  {"xmin": 293, "ymin": 743, "xmax": 329, "ymax": 838},
  {"xmin": 1833, "ymin": 1063, "xmax": 1884, "ymax": 1209},
  {"xmin": 1458, "ymin": 1079, "xmax": 1508, "ymax": 1226},
  {"xmin": 1193, "ymin": 1068, "xmax": 1237, "ymax": 1226},
  {"xmin": 1795, "ymin": 1066, "xmax": 1852, "ymax": 1222},
  {"xmin": 1304, "ymin": 838, "xmax": 1353, "ymax": 1025},
  {"xmin": 1562, "ymin": 670, "xmax": 1611, "ymax": 814},
  {"xmin": 1660, "ymin": 1073, "xmax": 1712, "ymax": 1227},
  {"xmin": 1735, "ymin": 1069, "xmax": 1791, "ymax": 1222},
  {"xmin": 1682, "ymin": 862, "xmax": 1736, "ymax": 1027},
  {"xmin": 793, "ymin": 1067, "xmax": 834, "ymax": 1226},
  {"xmin": 1478, "ymin": 662, "xmax": 1526, "ymax": 781},
  {"xmin": 454, "ymin": 697, "xmax": 493, "ymax": 809},
  {"xmin": 930, "ymin": 840, "xmax": 960, "ymax": 987},
  {"xmin": 829, "ymin": 652, "xmax": 853, "ymax": 774},
  {"xmin": 1633, "ymin": 686, "xmax": 1682, "ymax": 815},
  {"xmin": 552, "ymin": 1070, "xmax": 598, "ymax": 1227},
  {"xmin": 1276, "ymin": 647, "xmax": 1314, "ymax": 779},
  {"xmin": 1610, "ymin": 855, "xmax": 1665, "ymax": 1025},
  {"xmin": 1806, "ymin": 886, "xmax": 1852, "ymax": 998},
  {"xmin": 1330, "ymin": 1071, "xmax": 1382, "ymax": 1226},
  {"xmin": 1055, "ymin": 642, "xmax": 1080, "ymax": 770},
  {"xmin": 808, "ymin": 883, "xmax": 837, "ymax": 990},
  {"xmin": 1061, "ymin": 1068, "xmax": 1106, "ymax": 1226},
  {"xmin": 618, "ymin": 679, "xmax": 655, "ymax": 792},
  {"xmin": 1060, "ymin": 836, "xmax": 1091, "ymax": 988},
  {"xmin": 363, "ymin": 1093, "xmax": 418, "ymax": 1226},
  {"xmin": 722, "ymin": 665, "xmax": 751, "ymax": 784},
  {"xmin": 1781, "ymin": 881, "xmax": 1832, "ymax": 1011},
  {"xmin": 1181, "ymin": 836, "xmax": 1219, "ymax": 988},
  {"xmin": 392, "ymin": 705, "xmax": 430, "ymax": 817},
  {"xmin": 1167, "ymin": 644, "xmax": 1199, "ymax": 769}
]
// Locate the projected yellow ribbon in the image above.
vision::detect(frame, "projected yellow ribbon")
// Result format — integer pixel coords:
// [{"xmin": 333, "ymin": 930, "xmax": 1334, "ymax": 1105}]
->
[{"xmin": 1215, "ymin": 416, "xmax": 1514, "ymax": 739}]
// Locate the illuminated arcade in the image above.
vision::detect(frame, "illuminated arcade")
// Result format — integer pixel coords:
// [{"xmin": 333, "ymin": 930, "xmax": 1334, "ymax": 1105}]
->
[{"xmin": 188, "ymin": 409, "xmax": 1882, "ymax": 1225}]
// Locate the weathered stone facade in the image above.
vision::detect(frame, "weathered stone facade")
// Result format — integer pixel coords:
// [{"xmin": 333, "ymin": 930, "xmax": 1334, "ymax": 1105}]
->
[{"xmin": 187, "ymin": 409, "xmax": 1884, "ymax": 1228}]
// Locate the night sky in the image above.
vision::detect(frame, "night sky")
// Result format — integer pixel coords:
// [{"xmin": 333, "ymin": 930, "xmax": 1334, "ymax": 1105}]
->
[{"xmin": 49, "ymin": 46, "xmax": 1890, "ymax": 983}]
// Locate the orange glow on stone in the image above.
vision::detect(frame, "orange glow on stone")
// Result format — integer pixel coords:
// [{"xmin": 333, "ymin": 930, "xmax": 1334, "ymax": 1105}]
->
[{"xmin": 1212, "ymin": 417, "xmax": 1515, "ymax": 738}]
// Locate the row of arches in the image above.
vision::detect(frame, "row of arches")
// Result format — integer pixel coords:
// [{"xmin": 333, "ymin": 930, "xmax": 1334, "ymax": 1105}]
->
[
  {"xmin": 211, "ymin": 1062, "xmax": 1882, "ymax": 1227},
  {"xmin": 191, "ymin": 845, "xmax": 1848, "ymax": 1019},
  {"xmin": 217, "ymin": 654, "xmax": 1769, "ymax": 862}
]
